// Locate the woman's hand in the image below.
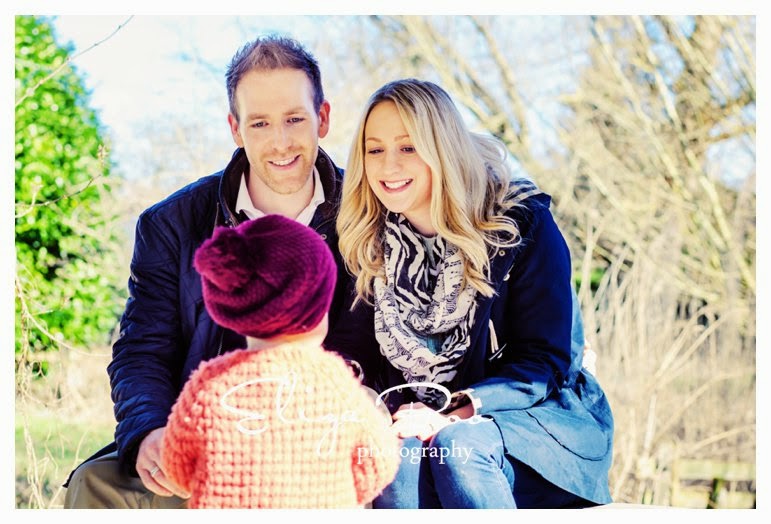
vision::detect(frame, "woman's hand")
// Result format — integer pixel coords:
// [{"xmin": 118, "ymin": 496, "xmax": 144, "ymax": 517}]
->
[{"xmin": 391, "ymin": 402, "xmax": 460, "ymax": 441}]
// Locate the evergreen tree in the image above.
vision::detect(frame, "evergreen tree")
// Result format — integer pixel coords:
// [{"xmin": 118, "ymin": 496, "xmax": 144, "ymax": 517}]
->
[{"xmin": 15, "ymin": 15, "xmax": 124, "ymax": 363}]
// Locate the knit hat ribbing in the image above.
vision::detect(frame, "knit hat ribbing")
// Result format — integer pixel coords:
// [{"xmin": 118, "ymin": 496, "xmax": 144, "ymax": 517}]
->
[{"xmin": 193, "ymin": 215, "xmax": 336, "ymax": 339}]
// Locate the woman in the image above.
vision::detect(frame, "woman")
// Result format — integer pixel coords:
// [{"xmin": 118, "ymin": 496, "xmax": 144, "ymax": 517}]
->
[{"xmin": 334, "ymin": 79, "xmax": 614, "ymax": 509}]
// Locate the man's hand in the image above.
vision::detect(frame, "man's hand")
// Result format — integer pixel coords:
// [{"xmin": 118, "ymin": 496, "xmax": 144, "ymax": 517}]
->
[{"xmin": 136, "ymin": 427, "xmax": 190, "ymax": 498}]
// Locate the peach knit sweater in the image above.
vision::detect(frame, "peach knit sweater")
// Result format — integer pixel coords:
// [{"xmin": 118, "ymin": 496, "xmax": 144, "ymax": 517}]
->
[{"xmin": 161, "ymin": 343, "xmax": 399, "ymax": 508}]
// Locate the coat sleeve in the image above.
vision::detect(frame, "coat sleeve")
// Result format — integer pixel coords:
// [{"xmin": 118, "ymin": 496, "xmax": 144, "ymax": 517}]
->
[
  {"xmin": 469, "ymin": 203, "xmax": 575, "ymax": 414},
  {"xmin": 108, "ymin": 209, "xmax": 184, "ymax": 472}
]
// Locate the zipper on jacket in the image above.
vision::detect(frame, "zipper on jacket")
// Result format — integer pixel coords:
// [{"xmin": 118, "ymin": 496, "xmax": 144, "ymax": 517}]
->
[
  {"xmin": 216, "ymin": 330, "xmax": 225, "ymax": 356},
  {"xmin": 488, "ymin": 319, "xmax": 506, "ymax": 361},
  {"xmin": 215, "ymin": 201, "xmax": 240, "ymax": 231},
  {"xmin": 487, "ymin": 259, "xmax": 515, "ymax": 362}
]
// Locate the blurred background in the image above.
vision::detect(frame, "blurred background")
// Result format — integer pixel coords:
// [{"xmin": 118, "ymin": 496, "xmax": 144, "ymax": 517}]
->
[{"xmin": 13, "ymin": 14, "xmax": 756, "ymax": 508}]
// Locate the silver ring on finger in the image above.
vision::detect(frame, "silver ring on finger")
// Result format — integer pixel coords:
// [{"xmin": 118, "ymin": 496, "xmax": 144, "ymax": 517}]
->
[{"xmin": 150, "ymin": 465, "xmax": 160, "ymax": 477}]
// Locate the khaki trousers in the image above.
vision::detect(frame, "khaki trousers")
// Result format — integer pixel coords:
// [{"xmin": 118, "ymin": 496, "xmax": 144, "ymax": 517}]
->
[{"xmin": 63, "ymin": 451, "xmax": 187, "ymax": 509}]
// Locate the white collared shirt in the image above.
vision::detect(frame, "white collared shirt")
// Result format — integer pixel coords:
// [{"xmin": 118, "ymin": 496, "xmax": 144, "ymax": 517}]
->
[{"xmin": 235, "ymin": 167, "xmax": 325, "ymax": 227}]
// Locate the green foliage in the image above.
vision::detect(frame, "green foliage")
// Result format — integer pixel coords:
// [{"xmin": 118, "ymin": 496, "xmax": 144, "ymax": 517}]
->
[
  {"xmin": 15, "ymin": 15, "xmax": 125, "ymax": 356},
  {"xmin": 574, "ymin": 268, "xmax": 605, "ymax": 293}
]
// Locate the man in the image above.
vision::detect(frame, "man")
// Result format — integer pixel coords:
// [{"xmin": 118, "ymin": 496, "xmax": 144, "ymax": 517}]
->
[{"xmin": 63, "ymin": 35, "xmax": 345, "ymax": 508}]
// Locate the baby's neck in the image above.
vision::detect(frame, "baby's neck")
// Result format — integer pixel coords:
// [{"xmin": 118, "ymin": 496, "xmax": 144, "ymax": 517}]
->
[{"xmin": 245, "ymin": 332, "xmax": 323, "ymax": 352}]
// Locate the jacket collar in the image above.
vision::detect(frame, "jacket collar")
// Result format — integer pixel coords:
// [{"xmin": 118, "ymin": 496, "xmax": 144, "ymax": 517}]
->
[
  {"xmin": 486, "ymin": 191, "xmax": 552, "ymax": 289},
  {"xmin": 216, "ymin": 147, "xmax": 342, "ymax": 228}
]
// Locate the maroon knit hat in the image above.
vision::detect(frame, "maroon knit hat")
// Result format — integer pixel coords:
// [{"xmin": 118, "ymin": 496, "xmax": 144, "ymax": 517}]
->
[{"xmin": 193, "ymin": 215, "xmax": 337, "ymax": 339}]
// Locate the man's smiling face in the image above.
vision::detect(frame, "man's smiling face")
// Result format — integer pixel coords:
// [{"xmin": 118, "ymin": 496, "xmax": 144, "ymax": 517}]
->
[{"xmin": 228, "ymin": 67, "xmax": 330, "ymax": 197}]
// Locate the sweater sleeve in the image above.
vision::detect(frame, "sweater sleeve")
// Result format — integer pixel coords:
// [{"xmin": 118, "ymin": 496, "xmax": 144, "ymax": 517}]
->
[
  {"xmin": 349, "ymin": 384, "xmax": 400, "ymax": 505},
  {"xmin": 161, "ymin": 367, "xmax": 206, "ymax": 493}
]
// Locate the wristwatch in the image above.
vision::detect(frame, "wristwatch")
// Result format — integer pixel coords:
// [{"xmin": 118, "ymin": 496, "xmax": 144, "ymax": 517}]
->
[{"xmin": 443, "ymin": 389, "xmax": 481, "ymax": 415}]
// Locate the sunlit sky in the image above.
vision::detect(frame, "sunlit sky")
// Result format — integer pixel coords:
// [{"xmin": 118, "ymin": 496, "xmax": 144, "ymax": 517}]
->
[
  {"xmin": 2, "ymin": 1, "xmax": 767, "ymax": 519},
  {"xmin": 49, "ymin": 15, "xmax": 300, "ymax": 178},
  {"xmin": 20, "ymin": 11, "xmax": 763, "ymax": 184},
  {"xmin": 46, "ymin": 15, "xmax": 389, "ymax": 181},
  {"xmin": 46, "ymin": 14, "xmax": 560, "ymax": 181}
]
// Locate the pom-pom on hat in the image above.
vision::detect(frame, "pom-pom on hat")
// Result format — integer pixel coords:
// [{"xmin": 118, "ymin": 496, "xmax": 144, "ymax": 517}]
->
[{"xmin": 193, "ymin": 215, "xmax": 337, "ymax": 339}]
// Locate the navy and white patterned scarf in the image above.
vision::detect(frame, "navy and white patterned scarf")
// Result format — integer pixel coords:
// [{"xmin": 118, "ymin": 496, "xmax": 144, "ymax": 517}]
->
[{"xmin": 373, "ymin": 213, "xmax": 478, "ymax": 406}]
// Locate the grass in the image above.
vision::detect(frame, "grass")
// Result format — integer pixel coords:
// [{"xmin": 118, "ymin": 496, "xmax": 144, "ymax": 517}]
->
[
  {"xmin": 15, "ymin": 348, "xmax": 115, "ymax": 509},
  {"xmin": 15, "ymin": 410, "xmax": 114, "ymax": 509}
]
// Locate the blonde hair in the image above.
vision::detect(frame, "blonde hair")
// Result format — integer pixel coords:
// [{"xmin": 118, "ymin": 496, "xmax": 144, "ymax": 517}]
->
[{"xmin": 337, "ymin": 79, "xmax": 533, "ymax": 305}]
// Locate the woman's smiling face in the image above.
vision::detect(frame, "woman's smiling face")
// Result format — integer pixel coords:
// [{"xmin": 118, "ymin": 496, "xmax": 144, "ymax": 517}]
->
[{"xmin": 364, "ymin": 101, "xmax": 435, "ymax": 236}]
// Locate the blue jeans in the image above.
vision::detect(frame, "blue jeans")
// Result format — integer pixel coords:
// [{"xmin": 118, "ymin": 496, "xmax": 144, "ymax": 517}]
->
[{"xmin": 372, "ymin": 418, "xmax": 591, "ymax": 509}]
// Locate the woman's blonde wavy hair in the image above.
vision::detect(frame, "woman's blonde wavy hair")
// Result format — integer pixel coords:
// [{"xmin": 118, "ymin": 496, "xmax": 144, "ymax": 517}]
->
[{"xmin": 337, "ymin": 79, "xmax": 534, "ymax": 305}]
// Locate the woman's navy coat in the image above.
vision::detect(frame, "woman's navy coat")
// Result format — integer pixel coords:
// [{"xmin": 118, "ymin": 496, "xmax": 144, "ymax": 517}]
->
[{"xmin": 328, "ymin": 192, "xmax": 614, "ymax": 504}]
